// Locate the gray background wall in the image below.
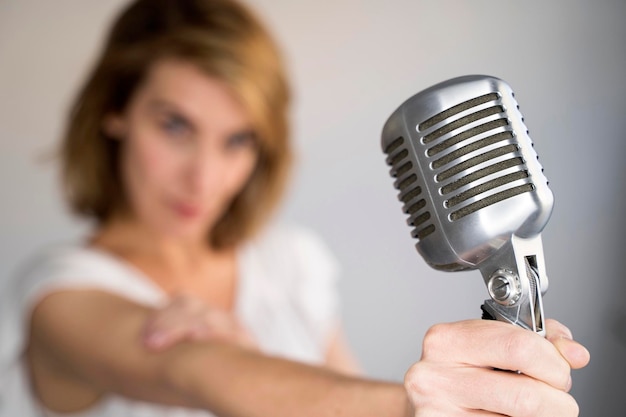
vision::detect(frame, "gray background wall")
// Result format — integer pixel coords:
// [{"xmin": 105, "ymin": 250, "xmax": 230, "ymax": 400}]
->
[{"xmin": 1, "ymin": 0, "xmax": 624, "ymax": 414}]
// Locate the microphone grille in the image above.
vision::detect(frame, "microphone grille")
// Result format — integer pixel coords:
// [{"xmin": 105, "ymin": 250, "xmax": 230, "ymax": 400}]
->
[
  {"xmin": 384, "ymin": 136, "xmax": 436, "ymax": 240},
  {"xmin": 418, "ymin": 91, "xmax": 535, "ymax": 222},
  {"xmin": 382, "ymin": 75, "xmax": 553, "ymax": 270}
]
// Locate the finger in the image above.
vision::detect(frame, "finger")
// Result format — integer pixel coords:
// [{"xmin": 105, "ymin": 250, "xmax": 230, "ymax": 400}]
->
[
  {"xmin": 203, "ymin": 311, "xmax": 239, "ymax": 336},
  {"xmin": 550, "ymin": 338, "xmax": 590, "ymax": 371},
  {"xmin": 462, "ymin": 367, "xmax": 579, "ymax": 417},
  {"xmin": 143, "ymin": 297, "xmax": 190, "ymax": 334},
  {"xmin": 422, "ymin": 320, "xmax": 572, "ymax": 391},
  {"xmin": 187, "ymin": 320, "xmax": 217, "ymax": 341},
  {"xmin": 406, "ymin": 362, "xmax": 579, "ymax": 417},
  {"xmin": 412, "ymin": 402, "xmax": 508, "ymax": 417},
  {"xmin": 188, "ymin": 313, "xmax": 257, "ymax": 349},
  {"xmin": 545, "ymin": 319, "xmax": 590, "ymax": 371},
  {"xmin": 414, "ymin": 409, "xmax": 506, "ymax": 417},
  {"xmin": 406, "ymin": 363, "xmax": 507, "ymax": 416},
  {"xmin": 143, "ymin": 322, "xmax": 192, "ymax": 350},
  {"xmin": 545, "ymin": 318, "xmax": 573, "ymax": 340},
  {"xmin": 143, "ymin": 307, "xmax": 199, "ymax": 350}
]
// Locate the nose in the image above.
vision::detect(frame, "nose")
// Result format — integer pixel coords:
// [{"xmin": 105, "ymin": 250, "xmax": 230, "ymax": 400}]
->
[{"xmin": 185, "ymin": 145, "xmax": 225, "ymax": 196}]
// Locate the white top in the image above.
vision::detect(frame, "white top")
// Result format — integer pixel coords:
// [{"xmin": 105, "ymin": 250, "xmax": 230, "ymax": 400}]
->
[{"xmin": 0, "ymin": 225, "xmax": 341, "ymax": 417}]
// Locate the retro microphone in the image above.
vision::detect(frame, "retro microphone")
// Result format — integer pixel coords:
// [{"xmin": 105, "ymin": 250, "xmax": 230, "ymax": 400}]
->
[{"xmin": 381, "ymin": 75, "xmax": 553, "ymax": 336}]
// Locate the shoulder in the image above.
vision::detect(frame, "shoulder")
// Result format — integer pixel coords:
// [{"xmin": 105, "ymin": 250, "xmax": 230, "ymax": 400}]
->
[
  {"xmin": 11, "ymin": 244, "xmax": 128, "ymax": 291},
  {"xmin": 9, "ymin": 244, "xmax": 98, "ymax": 290},
  {"xmin": 6, "ymin": 242, "xmax": 164, "ymax": 312},
  {"xmin": 0, "ymin": 243, "xmax": 163, "ymax": 370},
  {"xmin": 0, "ymin": 244, "xmax": 94, "ymax": 373}
]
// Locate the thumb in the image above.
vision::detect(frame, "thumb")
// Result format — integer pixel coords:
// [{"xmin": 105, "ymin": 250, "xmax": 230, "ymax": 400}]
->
[{"xmin": 545, "ymin": 319, "xmax": 590, "ymax": 370}]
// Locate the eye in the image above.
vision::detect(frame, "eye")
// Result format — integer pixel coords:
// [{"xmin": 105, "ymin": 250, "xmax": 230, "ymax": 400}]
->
[
  {"xmin": 226, "ymin": 130, "xmax": 258, "ymax": 150},
  {"xmin": 160, "ymin": 113, "xmax": 191, "ymax": 139}
]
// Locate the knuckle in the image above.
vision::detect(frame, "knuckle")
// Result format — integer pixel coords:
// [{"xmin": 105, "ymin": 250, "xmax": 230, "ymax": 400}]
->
[
  {"xmin": 511, "ymin": 384, "xmax": 541, "ymax": 417},
  {"xmin": 571, "ymin": 398, "xmax": 580, "ymax": 416},
  {"xmin": 545, "ymin": 318, "xmax": 573, "ymax": 340},
  {"xmin": 502, "ymin": 330, "xmax": 535, "ymax": 369},
  {"xmin": 404, "ymin": 362, "xmax": 434, "ymax": 398},
  {"xmin": 512, "ymin": 385, "xmax": 579, "ymax": 417},
  {"xmin": 503, "ymin": 330, "xmax": 571, "ymax": 389},
  {"xmin": 563, "ymin": 393, "xmax": 580, "ymax": 417},
  {"xmin": 404, "ymin": 362, "xmax": 453, "ymax": 413},
  {"xmin": 422, "ymin": 323, "xmax": 451, "ymax": 358},
  {"xmin": 556, "ymin": 365, "xmax": 572, "ymax": 391}
]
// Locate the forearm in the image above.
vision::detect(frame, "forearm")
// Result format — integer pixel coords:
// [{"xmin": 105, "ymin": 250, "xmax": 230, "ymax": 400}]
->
[
  {"xmin": 30, "ymin": 290, "xmax": 410, "ymax": 416},
  {"xmin": 163, "ymin": 342, "xmax": 410, "ymax": 417}
]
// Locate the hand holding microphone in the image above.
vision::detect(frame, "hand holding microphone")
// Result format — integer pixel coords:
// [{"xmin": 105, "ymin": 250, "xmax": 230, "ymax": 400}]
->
[
  {"xmin": 381, "ymin": 76, "xmax": 590, "ymax": 415},
  {"xmin": 403, "ymin": 318, "xmax": 589, "ymax": 416}
]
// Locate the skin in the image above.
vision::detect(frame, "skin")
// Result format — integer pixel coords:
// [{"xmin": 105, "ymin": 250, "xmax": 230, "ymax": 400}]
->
[
  {"xmin": 25, "ymin": 58, "xmax": 590, "ymax": 417},
  {"xmin": 141, "ymin": 294, "xmax": 362, "ymax": 375},
  {"xmin": 406, "ymin": 319, "xmax": 589, "ymax": 416},
  {"xmin": 27, "ymin": 57, "xmax": 365, "ymax": 413}
]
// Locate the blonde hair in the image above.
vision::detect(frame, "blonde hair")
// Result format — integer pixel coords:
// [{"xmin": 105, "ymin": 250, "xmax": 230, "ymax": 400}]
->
[{"xmin": 61, "ymin": 0, "xmax": 292, "ymax": 248}]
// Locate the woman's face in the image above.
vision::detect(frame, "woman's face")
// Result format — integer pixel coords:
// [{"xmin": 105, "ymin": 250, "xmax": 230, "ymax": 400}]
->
[{"xmin": 106, "ymin": 59, "xmax": 259, "ymax": 242}]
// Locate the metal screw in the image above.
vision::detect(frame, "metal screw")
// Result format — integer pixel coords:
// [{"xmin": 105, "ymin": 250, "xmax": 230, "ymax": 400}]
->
[
  {"xmin": 490, "ymin": 276, "xmax": 511, "ymax": 300},
  {"xmin": 488, "ymin": 270, "xmax": 521, "ymax": 306}
]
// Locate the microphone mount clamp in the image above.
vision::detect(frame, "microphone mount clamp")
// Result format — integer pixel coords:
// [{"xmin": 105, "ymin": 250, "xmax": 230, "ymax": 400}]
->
[{"xmin": 479, "ymin": 234, "xmax": 548, "ymax": 336}]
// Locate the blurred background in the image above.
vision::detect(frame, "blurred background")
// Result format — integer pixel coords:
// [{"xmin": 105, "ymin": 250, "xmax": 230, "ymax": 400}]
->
[{"xmin": 1, "ymin": 0, "xmax": 624, "ymax": 414}]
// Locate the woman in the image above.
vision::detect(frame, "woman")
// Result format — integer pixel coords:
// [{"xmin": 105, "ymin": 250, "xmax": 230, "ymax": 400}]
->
[{"xmin": 0, "ymin": 0, "xmax": 589, "ymax": 416}]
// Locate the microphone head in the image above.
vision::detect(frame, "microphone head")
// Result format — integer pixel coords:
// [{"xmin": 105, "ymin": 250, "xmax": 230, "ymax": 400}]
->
[{"xmin": 382, "ymin": 75, "xmax": 554, "ymax": 272}]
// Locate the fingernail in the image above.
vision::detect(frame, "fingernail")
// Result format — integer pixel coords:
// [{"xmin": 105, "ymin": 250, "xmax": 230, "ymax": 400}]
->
[
  {"xmin": 146, "ymin": 332, "xmax": 165, "ymax": 348},
  {"xmin": 549, "ymin": 333, "xmax": 573, "ymax": 343},
  {"xmin": 566, "ymin": 375, "xmax": 572, "ymax": 391}
]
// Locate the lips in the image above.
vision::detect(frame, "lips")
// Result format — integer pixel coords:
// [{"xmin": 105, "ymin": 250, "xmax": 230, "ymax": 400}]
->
[{"xmin": 171, "ymin": 201, "xmax": 203, "ymax": 219}]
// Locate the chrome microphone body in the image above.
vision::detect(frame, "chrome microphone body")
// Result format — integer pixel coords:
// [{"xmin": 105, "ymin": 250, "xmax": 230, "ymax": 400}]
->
[{"xmin": 381, "ymin": 75, "xmax": 553, "ymax": 336}]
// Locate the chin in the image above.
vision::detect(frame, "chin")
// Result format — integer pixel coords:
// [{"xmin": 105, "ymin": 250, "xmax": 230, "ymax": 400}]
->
[
  {"xmin": 177, "ymin": 219, "xmax": 216, "ymax": 241},
  {"xmin": 144, "ymin": 203, "xmax": 221, "ymax": 242}
]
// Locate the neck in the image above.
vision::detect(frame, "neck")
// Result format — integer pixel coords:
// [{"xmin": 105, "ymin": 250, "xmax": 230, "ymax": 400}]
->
[
  {"xmin": 89, "ymin": 214, "xmax": 239, "ymax": 309},
  {"xmin": 89, "ymin": 214, "xmax": 224, "ymax": 270}
]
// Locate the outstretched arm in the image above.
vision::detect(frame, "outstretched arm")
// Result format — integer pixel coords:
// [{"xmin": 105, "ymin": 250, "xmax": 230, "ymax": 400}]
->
[
  {"xmin": 27, "ymin": 289, "xmax": 589, "ymax": 417},
  {"xmin": 27, "ymin": 289, "xmax": 409, "ymax": 417}
]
